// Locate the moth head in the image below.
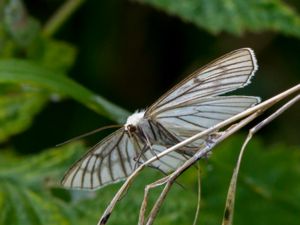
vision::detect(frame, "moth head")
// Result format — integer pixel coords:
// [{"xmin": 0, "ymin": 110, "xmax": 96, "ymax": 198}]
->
[
  {"xmin": 124, "ymin": 110, "xmax": 145, "ymax": 132},
  {"xmin": 126, "ymin": 124, "xmax": 137, "ymax": 132}
]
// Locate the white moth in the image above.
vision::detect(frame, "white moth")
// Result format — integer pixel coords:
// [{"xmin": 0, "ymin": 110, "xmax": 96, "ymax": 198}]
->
[{"xmin": 62, "ymin": 48, "xmax": 260, "ymax": 190}]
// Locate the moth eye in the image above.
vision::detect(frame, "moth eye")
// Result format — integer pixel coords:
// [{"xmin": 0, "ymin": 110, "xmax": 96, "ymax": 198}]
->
[{"xmin": 128, "ymin": 125, "xmax": 136, "ymax": 132}]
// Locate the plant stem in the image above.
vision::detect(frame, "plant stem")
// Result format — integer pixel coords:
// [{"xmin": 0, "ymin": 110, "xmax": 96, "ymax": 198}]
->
[{"xmin": 43, "ymin": 0, "xmax": 85, "ymax": 37}]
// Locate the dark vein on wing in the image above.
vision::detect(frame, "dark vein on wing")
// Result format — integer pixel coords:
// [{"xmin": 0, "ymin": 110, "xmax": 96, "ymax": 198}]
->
[
  {"xmin": 186, "ymin": 81, "xmax": 248, "ymax": 98},
  {"xmin": 153, "ymin": 148, "xmax": 186, "ymax": 162},
  {"xmin": 150, "ymin": 149, "xmax": 177, "ymax": 171},
  {"xmin": 146, "ymin": 49, "xmax": 254, "ymax": 114},
  {"xmin": 156, "ymin": 121, "xmax": 180, "ymax": 144},
  {"xmin": 202, "ymin": 67, "xmax": 252, "ymax": 82},
  {"xmin": 91, "ymin": 155, "xmax": 98, "ymax": 188},
  {"xmin": 124, "ymin": 136, "xmax": 133, "ymax": 171},
  {"xmin": 116, "ymin": 143, "xmax": 128, "ymax": 177},
  {"xmin": 200, "ymin": 57, "xmax": 251, "ymax": 76},
  {"xmin": 186, "ymin": 74, "xmax": 250, "ymax": 95},
  {"xmin": 97, "ymin": 157, "xmax": 104, "ymax": 185},
  {"xmin": 148, "ymin": 120, "xmax": 157, "ymax": 141},
  {"xmin": 159, "ymin": 111, "xmax": 226, "ymax": 121},
  {"xmin": 177, "ymin": 117, "xmax": 209, "ymax": 130},
  {"xmin": 186, "ymin": 113, "xmax": 225, "ymax": 122},
  {"xmin": 153, "ymin": 83, "xmax": 244, "ymax": 116},
  {"xmin": 70, "ymin": 162, "xmax": 82, "ymax": 188},
  {"xmin": 155, "ymin": 64, "xmax": 252, "ymax": 110},
  {"xmin": 107, "ymin": 150, "xmax": 114, "ymax": 182},
  {"xmin": 197, "ymin": 103, "xmax": 254, "ymax": 108},
  {"xmin": 81, "ymin": 153, "xmax": 94, "ymax": 188},
  {"xmin": 152, "ymin": 96, "xmax": 255, "ymax": 115},
  {"xmin": 109, "ymin": 132, "xmax": 125, "ymax": 180}
]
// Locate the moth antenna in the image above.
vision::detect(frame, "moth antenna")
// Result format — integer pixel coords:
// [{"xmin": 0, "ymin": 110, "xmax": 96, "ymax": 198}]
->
[{"xmin": 56, "ymin": 124, "xmax": 122, "ymax": 147}]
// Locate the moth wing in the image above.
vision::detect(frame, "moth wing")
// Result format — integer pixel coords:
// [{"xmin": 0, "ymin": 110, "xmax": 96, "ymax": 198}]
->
[
  {"xmin": 142, "ymin": 145, "xmax": 189, "ymax": 174},
  {"xmin": 146, "ymin": 48, "xmax": 258, "ymax": 116},
  {"xmin": 155, "ymin": 96, "xmax": 260, "ymax": 142},
  {"xmin": 61, "ymin": 128, "xmax": 139, "ymax": 190},
  {"xmin": 141, "ymin": 97, "xmax": 259, "ymax": 171}
]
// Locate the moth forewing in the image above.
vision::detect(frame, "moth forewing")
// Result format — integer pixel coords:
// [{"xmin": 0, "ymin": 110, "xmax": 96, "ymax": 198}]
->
[
  {"xmin": 155, "ymin": 96, "xmax": 260, "ymax": 138},
  {"xmin": 62, "ymin": 129, "xmax": 139, "ymax": 190},
  {"xmin": 146, "ymin": 48, "xmax": 258, "ymax": 115}
]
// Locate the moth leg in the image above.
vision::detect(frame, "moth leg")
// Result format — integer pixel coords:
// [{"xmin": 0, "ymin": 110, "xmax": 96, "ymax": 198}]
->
[
  {"xmin": 149, "ymin": 146, "xmax": 162, "ymax": 162},
  {"xmin": 147, "ymin": 164, "xmax": 186, "ymax": 189},
  {"xmin": 133, "ymin": 145, "xmax": 149, "ymax": 170},
  {"xmin": 140, "ymin": 128, "xmax": 153, "ymax": 150}
]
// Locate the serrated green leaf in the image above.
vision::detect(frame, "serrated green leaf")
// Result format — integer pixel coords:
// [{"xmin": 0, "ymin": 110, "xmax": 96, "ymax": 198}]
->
[
  {"xmin": 0, "ymin": 142, "xmax": 86, "ymax": 225},
  {"xmin": 0, "ymin": 59, "xmax": 130, "ymax": 124},
  {"xmin": 137, "ymin": 0, "xmax": 300, "ymax": 37}
]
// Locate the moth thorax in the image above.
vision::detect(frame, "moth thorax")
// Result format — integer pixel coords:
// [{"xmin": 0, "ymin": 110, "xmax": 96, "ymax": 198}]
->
[{"xmin": 125, "ymin": 110, "xmax": 145, "ymax": 131}]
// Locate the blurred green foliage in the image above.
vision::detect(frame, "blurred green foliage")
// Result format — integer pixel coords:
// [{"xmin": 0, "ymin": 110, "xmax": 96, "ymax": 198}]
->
[
  {"xmin": 0, "ymin": 0, "xmax": 299, "ymax": 225},
  {"xmin": 137, "ymin": 0, "xmax": 300, "ymax": 36},
  {"xmin": 1, "ymin": 137, "xmax": 299, "ymax": 225}
]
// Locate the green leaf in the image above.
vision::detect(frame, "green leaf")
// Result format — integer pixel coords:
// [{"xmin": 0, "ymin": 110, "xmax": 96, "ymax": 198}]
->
[
  {"xmin": 0, "ymin": 38, "xmax": 77, "ymax": 141},
  {"xmin": 0, "ymin": 143, "xmax": 85, "ymax": 188},
  {"xmin": 0, "ymin": 142, "xmax": 86, "ymax": 225},
  {"xmin": 0, "ymin": 83, "xmax": 47, "ymax": 142},
  {"xmin": 26, "ymin": 38, "xmax": 77, "ymax": 73},
  {"xmin": 137, "ymin": 0, "xmax": 300, "ymax": 37},
  {"xmin": 0, "ymin": 59, "xmax": 130, "ymax": 124},
  {"xmin": 0, "ymin": 1, "xmax": 78, "ymax": 142}
]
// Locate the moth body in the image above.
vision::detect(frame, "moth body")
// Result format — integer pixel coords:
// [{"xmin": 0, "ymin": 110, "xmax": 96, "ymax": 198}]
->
[
  {"xmin": 125, "ymin": 111, "xmax": 145, "ymax": 127},
  {"xmin": 124, "ymin": 110, "xmax": 145, "ymax": 132},
  {"xmin": 125, "ymin": 110, "xmax": 177, "ymax": 147}
]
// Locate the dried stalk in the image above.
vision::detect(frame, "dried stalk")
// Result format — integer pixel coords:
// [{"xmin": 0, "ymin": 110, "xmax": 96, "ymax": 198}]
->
[
  {"xmin": 138, "ymin": 176, "xmax": 171, "ymax": 225},
  {"xmin": 142, "ymin": 94, "xmax": 300, "ymax": 225},
  {"xmin": 98, "ymin": 84, "xmax": 299, "ymax": 225},
  {"xmin": 222, "ymin": 94, "xmax": 300, "ymax": 225},
  {"xmin": 192, "ymin": 163, "xmax": 201, "ymax": 225}
]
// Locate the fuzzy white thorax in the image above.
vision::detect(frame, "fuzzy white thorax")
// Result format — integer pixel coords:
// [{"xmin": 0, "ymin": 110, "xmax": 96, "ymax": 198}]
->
[{"xmin": 125, "ymin": 110, "xmax": 145, "ymax": 130}]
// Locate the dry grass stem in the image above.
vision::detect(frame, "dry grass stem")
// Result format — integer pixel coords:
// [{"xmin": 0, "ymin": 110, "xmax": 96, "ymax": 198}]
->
[{"xmin": 98, "ymin": 84, "xmax": 299, "ymax": 225}]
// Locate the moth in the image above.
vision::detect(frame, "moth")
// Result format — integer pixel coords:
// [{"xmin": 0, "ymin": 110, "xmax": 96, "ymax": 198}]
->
[{"xmin": 62, "ymin": 48, "xmax": 260, "ymax": 190}]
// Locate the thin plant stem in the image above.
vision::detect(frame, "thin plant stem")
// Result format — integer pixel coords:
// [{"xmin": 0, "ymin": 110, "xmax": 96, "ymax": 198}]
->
[
  {"xmin": 192, "ymin": 163, "xmax": 201, "ymax": 225},
  {"xmin": 43, "ymin": 0, "xmax": 85, "ymax": 37},
  {"xmin": 221, "ymin": 94, "xmax": 300, "ymax": 225},
  {"xmin": 138, "ymin": 176, "xmax": 170, "ymax": 225}
]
